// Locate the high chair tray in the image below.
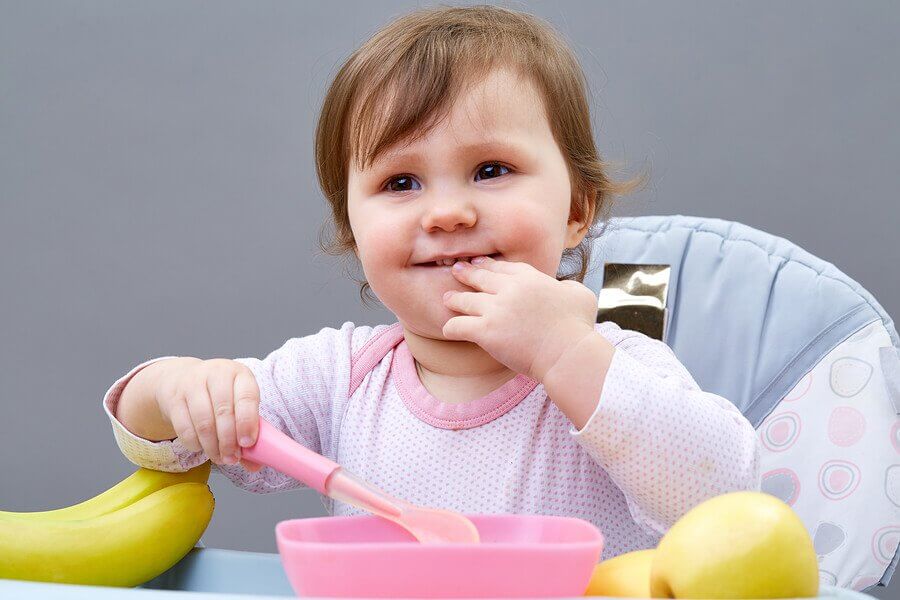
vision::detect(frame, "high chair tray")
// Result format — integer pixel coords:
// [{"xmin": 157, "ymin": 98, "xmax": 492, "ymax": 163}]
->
[{"xmin": 0, "ymin": 546, "xmax": 881, "ymax": 599}]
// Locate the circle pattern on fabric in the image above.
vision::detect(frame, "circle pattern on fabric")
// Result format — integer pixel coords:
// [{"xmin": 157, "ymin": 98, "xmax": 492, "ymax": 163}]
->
[
  {"xmin": 885, "ymin": 465, "xmax": 900, "ymax": 508},
  {"xmin": 761, "ymin": 468, "xmax": 800, "ymax": 506},
  {"xmin": 830, "ymin": 357, "xmax": 873, "ymax": 397},
  {"xmin": 818, "ymin": 460, "xmax": 861, "ymax": 500},
  {"xmin": 760, "ymin": 412, "xmax": 801, "ymax": 452},
  {"xmin": 827, "ymin": 406, "xmax": 866, "ymax": 447},
  {"xmin": 871, "ymin": 526, "xmax": 900, "ymax": 565},
  {"xmin": 814, "ymin": 521, "xmax": 846, "ymax": 556}
]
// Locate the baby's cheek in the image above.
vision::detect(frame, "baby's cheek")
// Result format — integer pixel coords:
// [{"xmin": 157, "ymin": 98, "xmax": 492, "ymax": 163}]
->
[
  {"xmin": 357, "ymin": 242, "xmax": 396, "ymax": 286},
  {"xmin": 354, "ymin": 217, "xmax": 408, "ymax": 267},
  {"xmin": 357, "ymin": 238, "xmax": 422, "ymax": 313},
  {"xmin": 500, "ymin": 211, "xmax": 563, "ymax": 275}
]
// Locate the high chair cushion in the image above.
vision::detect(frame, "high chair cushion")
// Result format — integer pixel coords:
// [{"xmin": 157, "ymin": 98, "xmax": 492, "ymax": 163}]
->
[
  {"xmin": 759, "ymin": 319, "xmax": 898, "ymax": 591},
  {"xmin": 585, "ymin": 215, "xmax": 900, "ymax": 591}
]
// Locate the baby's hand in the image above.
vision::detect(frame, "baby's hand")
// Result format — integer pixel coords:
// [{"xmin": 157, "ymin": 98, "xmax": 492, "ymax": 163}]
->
[
  {"xmin": 442, "ymin": 255, "xmax": 598, "ymax": 382},
  {"xmin": 154, "ymin": 358, "xmax": 264, "ymax": 472}
]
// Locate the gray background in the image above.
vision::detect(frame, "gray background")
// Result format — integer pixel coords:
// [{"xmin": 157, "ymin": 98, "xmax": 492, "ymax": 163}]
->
[{"xmin": 1, "ymin": 0, "xmax": 897, "ymax": 596}]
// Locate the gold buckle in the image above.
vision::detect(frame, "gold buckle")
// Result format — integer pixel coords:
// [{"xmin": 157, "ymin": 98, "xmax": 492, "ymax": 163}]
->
[{"xmin": 596, "ymin": 263, "xmax": 671, "ymax": 342}]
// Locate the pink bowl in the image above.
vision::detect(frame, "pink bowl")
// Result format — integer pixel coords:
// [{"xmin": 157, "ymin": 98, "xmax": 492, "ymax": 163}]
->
[{"xmin": 275, "ymin": 513, "xmax": 604, "ymax": 598}]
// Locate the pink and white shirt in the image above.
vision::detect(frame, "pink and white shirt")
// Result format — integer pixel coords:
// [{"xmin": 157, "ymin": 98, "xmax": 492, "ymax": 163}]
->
[{"xmin": 102, "ymin": 320, "xmax": 761, "ymax": 557}]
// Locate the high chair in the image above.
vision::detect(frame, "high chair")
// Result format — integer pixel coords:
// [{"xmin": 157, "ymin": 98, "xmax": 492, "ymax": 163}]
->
[{"xmin": 590, "ymin": 214, "xmax": 899, "ymax": 594}]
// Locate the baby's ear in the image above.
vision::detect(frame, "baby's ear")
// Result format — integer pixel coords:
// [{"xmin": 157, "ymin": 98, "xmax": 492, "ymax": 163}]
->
[{"xmin": 565, "ymin": 189, "xmax": 596, "ymax": 247}]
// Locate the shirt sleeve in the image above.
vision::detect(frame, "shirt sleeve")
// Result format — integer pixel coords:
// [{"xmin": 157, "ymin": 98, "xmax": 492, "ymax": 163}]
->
[
  {"xmin": 101, "ymin": 322, "xmax": 358, "ymax": 494},
  {"xmin": 569, "ymin": 323, "xmax": 762, "ymax": 537}
]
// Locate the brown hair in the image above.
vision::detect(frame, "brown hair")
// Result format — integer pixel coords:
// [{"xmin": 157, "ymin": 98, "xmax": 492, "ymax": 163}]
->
[{"xmin": 314, "ymin": 4, "xmax": 648, "ymax": 308}]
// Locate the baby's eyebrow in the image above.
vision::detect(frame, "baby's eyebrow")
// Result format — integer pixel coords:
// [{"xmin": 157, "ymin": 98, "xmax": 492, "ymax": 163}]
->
[{"xmin": 374, "ymin": 139, "xmax": 529, "ymax": 169}]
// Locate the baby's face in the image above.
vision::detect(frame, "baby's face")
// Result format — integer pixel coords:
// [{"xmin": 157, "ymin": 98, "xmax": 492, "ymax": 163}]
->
[{"xmin": 347, "ymin": 67, "xmax": 588, "ymax": 338}]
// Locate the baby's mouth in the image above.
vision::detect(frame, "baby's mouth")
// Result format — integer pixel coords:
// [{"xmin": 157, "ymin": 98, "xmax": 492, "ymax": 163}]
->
[{"xmin": 415, "ymin": 253, "xmax": 502, "ymax": 268}]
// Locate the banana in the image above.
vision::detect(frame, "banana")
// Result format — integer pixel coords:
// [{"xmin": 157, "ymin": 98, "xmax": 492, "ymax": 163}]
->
[
  {"xmin": 0, "ymin": 462, "xmax": 210, "ymax": 522},
  {"xmin": 0, "ymin": 481, "xmax": 215, "ymax": 587}
]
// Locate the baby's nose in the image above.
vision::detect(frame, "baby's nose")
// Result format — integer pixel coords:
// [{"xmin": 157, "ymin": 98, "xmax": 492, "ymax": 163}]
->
[{"xmin": 420, "ymin": 200, "xmax": 477, "ymax": 233}]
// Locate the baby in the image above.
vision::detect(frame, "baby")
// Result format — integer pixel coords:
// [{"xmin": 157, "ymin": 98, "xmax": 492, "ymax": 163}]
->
[{"xmin": 103, "ymin": 5, "xmax": 760, "ymax": 557}]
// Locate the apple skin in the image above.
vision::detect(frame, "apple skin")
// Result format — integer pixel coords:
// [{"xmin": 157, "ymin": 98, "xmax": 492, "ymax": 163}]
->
[{"xmin": 650, "ymin": 491, "xmax": 819, "ymax": 599}]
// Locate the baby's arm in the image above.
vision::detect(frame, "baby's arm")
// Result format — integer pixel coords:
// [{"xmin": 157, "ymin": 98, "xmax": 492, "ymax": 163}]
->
[
  {"xmin": 103, "ymin": 356, "xmax": 209, "ymax": 473},
  {"xmin": 102, "ymin": 323, "xmax": 357, "ymax": 494},
  {"xmin": 562, "ymin": 323, "xmax": 761, "ymax": 536}
]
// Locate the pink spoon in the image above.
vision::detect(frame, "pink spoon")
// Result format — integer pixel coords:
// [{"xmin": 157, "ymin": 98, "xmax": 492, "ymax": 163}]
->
[{"xmin": 241, "ymin": 417, "xmax": 480, "ymax": 544}]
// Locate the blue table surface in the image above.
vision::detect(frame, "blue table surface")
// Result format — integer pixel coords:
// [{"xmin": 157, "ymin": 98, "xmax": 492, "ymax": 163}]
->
[{"xmin": 0, "ymin": 546, "xmax": 880, "ymax": 600}]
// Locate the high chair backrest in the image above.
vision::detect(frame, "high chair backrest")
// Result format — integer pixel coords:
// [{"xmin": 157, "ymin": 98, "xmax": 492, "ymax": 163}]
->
[{"xmin": 584, "ymin": 215, "xmax": 900, "ymax": 593}]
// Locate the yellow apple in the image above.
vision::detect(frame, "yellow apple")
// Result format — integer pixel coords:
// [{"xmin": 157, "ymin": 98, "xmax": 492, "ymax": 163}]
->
[
  {"xmin": 650, "ymin": 491, "xmax": 818, "ymax": 599},
  {"xmin": 584, "ymin": 549, "xmax": 656, "ymax": 597}
]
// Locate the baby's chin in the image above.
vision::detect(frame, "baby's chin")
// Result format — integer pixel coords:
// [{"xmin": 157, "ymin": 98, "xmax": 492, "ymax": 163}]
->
[{"xmin": 381, "ymin": 300, "xmax": 444, "ymax": 336}]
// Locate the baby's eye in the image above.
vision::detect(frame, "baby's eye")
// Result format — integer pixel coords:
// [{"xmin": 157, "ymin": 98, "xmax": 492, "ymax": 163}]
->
[
  {"xmin": 382, "ymin": 162, "xmax": 511, "ymax": 193},
  {"xmin": 384, "ymin": 175, "xmax": 420, "ymax": 193},
  {"xmin": 474, "ymin": 162, "xmax": 510, "ymax": 182}
]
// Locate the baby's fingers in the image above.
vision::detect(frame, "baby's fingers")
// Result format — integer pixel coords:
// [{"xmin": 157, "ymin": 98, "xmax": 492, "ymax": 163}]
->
[
  {"xmin": 233, "ymin": 368, "xmax": 261, "ymax": 450},
  {"xmin": 187, "ymin": 386, "xmax": 222, "ymax": 464},
  {"xmin": 207, "ymin": 367, "xmax": 240, "ymax": 465},
  {"xmin": 167, "ymin": 397, "xmax": 202, "ymax": 453}
]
